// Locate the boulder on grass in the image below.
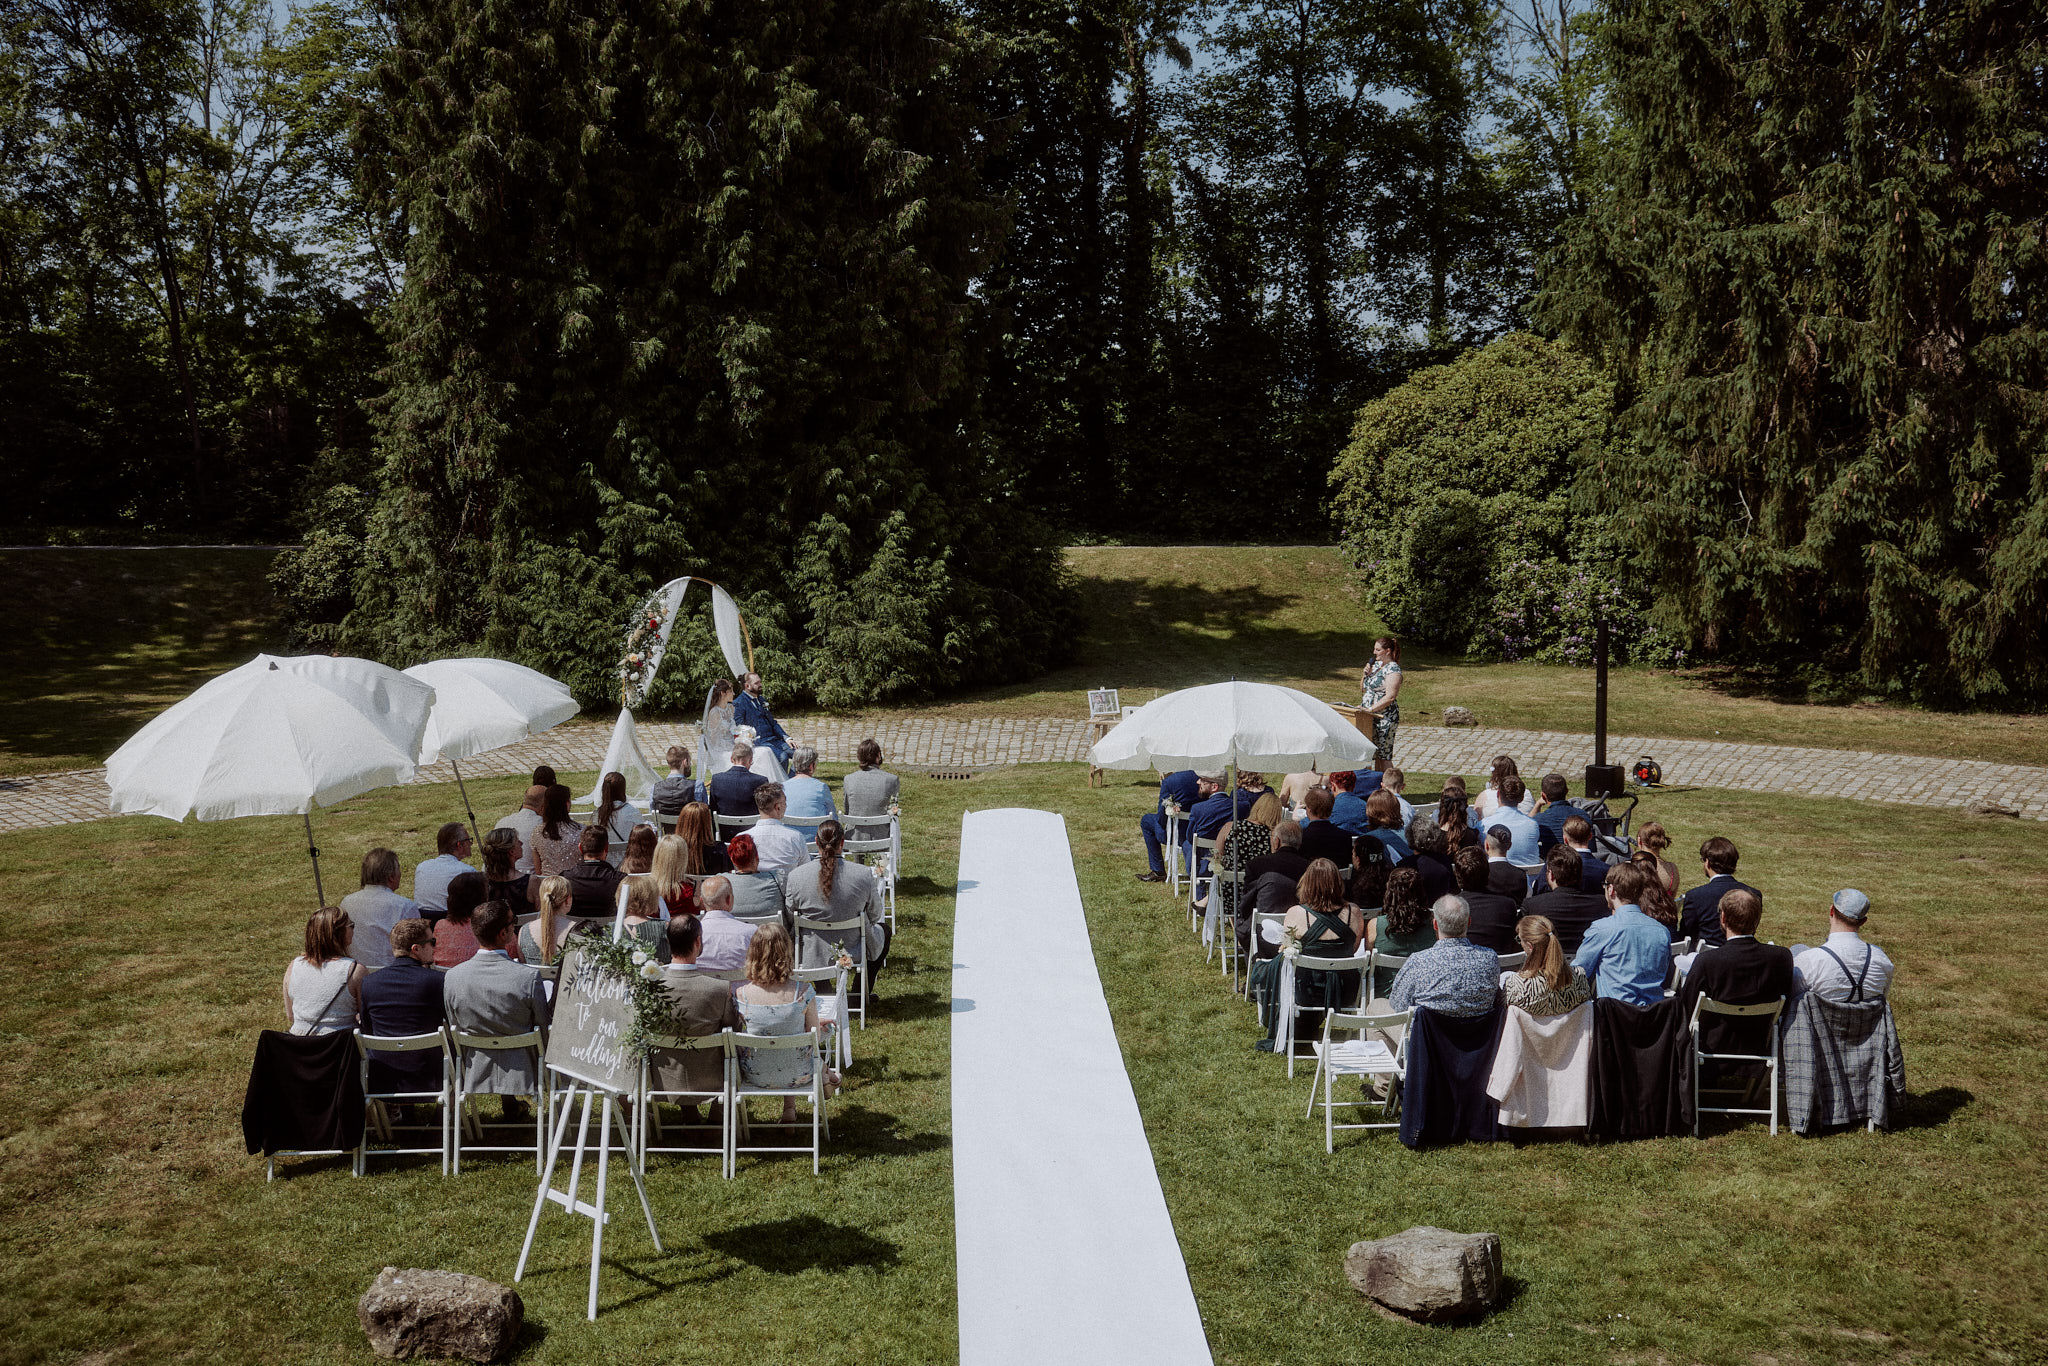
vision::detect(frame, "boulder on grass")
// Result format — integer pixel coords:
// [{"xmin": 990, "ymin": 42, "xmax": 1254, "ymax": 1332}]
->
[
  {"xmin": 1441, "ymin": 706, "xmax": 1476, "ymax": 727},
  {"xmin": 359, "ymin": 1267, "xmax": 523, "ymax": 1362},
  {"xmin": 1345, "ymin": 1227, "xmax": 1501, "ymax": 1323},
  {"xmin": 1965, "ymin": 798, "xmax": 2019, "ymax": 819}
]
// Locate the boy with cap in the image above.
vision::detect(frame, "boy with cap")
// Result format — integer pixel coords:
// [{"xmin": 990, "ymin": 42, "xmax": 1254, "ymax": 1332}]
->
[{"xmin": 1791, "ymin": 889, "xmax": 1895, "ymax": 1004}]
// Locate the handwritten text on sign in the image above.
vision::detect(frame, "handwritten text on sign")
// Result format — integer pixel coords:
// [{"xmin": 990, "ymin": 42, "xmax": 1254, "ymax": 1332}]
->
[{"xmin": 543, "ymin": 949, "xmax": 636, "ymax": 1092}]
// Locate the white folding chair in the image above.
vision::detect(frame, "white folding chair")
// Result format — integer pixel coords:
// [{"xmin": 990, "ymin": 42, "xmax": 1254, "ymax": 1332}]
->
[
  {"xmin": 795, "ymin": 962, "xmax": 853, "ymax": 1071},
  {"xmin": 727, "ymin": 1031, "xmax": 831, "ymax": 1175},
  {"xmin": 1164, "ymin": 807, "xmax": 1186, "ymax": 896},
  {"xmin": 1286, "ymin": 951, "xmax": 1372, "ymax": 1078},
  {"xmin": 1249, "ymin": 911, "xmax": 1288, "ymax": 972},
  {"xmin": 354, "ymin": 1029, "xmax": 455, "ymax": 1176},
  {"xmin": 789, "ymin": 912, "xmax": 872, "ymax": 1029},
  {"xmin": 1188, "ymin": 836, "xmax": 1219, "ymax": 930},
  {"xmin": 779, "ymin": 814, "xmax": 832, "ymax": 848},
  {"xmin": 1205, "ymin": 859, "xmax": 1244, "ymax": 984},
  {"xmin": 1308, "ymin": 1008, "xmax": 1411, "ymax": 1151},
  {"xmin": 1496, "ymin": 951, "xmax": 1527, "ymax": 971},
  {"xmin": 844, "ymin": 833, "xmax": 897, "ymax": 929},
  {"xmin": 450, "ymin": 1030, "xmax": 553, "ymax": 1174},
  {"xmin": 1690, "ymin": 994, "xmax": 1785, "ymax": 1137},
  {"xmin": 716, "ymin": 812, "xmax": 761, "ymax": 839},
  {"xmin": 636, "ymin": 1032, "xmax": 731, "ymax": 1175}
]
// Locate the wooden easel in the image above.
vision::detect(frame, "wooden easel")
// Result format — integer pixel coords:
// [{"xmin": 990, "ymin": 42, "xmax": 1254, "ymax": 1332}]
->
[{"xmin": 514, "ymin": 1070, "xmax": 662, "ymax": 1320}]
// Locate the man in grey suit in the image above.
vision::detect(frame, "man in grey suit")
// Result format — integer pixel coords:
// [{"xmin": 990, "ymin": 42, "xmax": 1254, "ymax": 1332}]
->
[
  {"xmin": 842, "ymin": 738, "xmax": 901, "ymax": 840},
  {"xmin": 652, "ymin": 914, "xmax": 740, "ymax": 1125},
  {"xmin": 444, "ymin": 902, "xmax": 552, "ymax": 1121},
  {"xmin": 341, "ymin": 848, "xmax": 421, "ymax": 966}
]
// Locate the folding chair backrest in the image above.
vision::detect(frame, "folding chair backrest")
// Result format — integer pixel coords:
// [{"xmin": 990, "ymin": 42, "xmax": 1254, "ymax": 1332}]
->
[
  {"xmin": 843, "ymin": 837, "xmax": 892, "ymax": 858},
  {"xmin": 791, "ymin": 911, "xmax": 864, "ymax": 935},
  {"xmin": 717, "ymin": 813, "xmax": 761, "ymax": 835},
  {"xmin": 357, "ymin": 1030, "xmax": 448, "ymax": 1058},
  {"xmin": 452, "ymin": 1028, "xmax": 545, "ymax": 1052},
  {"xmin": 1296, "ymin": 951, "xmax": 1371, "ymax": 976},
  {"xmin": 1327, "ymin": 1008, "xmax": 1412, "ymax": 1034},
  {"xmin": 1496, "ymin": 951, "xmax": 1527, "ymax": 970},
  {"xmin": 1372, "ymin": 952, "xmax": 1410, "ymax": 975},
  {"xmin": 696, "ymin": 966, "xmax": 747, "ymax": 983},
  {"xmin": 1691, "ymin": 994, "xmax": 1785, "ymax": 1026},
  {"xmin": 647, "ymin": 1031, "xmax": 725, "ymax": 1054},
  {"xmin": 727, "ymin": 1031, "xmax": 818, "ymax": 1055}
]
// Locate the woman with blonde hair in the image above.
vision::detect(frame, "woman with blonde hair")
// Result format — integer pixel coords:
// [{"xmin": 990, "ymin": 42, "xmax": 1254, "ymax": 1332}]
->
[
  {"xmin": 649, "ymin": 834, "xmax": 700, "ymax": 919},
  {"xmin": 784, "ymin": 819, "xmax": 889, "ymax": 982},
  {"xmin": 1500, "ymin": 914, "xmax": 1593, "ymax": 1015},
  {"xmin": 283, "ymin": 906, "xmax": 362, "ymax": 1034},
  {"xmin": 517, "ymin": 875, "xmax": 575, "ymax": 965},
  {"xmin": 1208, "ymin": 789, "xmax": 1284, "ymax": 933},
  {"xmin": 733, "ymin": 924, "xmax": 837, "ymax": 1121}
]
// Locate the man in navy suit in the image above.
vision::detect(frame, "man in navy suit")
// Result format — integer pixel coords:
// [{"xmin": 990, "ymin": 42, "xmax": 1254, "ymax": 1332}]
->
[
  {"xmin": 1533, "ymin": 773, "xmax": 1575, "ymax": 853},
  {"xmin": 1137, "ymin": 769, "xmax": 1206, "ymax": 883},
  {"xmin": 710, "ymin": 743, "xmax": 771, "ymax": 817},
  {"xmin": 359, "ymin": 919, "xmax": 448, "ymax": 1097},
  {"xmin": 733, "ymin": 672, "xmax": 792, "ymax": 768},
  {"xmin": 1186, "ymin": 771, "xmax": 1256, "ymax": 882},
  {"xmin": 1680, "ymin": 836, "xmax": 1761, "ymax": 946}
]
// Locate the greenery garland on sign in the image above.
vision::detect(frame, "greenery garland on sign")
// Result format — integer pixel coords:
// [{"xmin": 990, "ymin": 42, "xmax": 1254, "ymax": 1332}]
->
[{"xmin": 568, "ymin": 932, "xmax": 676, "ymax": 1057}]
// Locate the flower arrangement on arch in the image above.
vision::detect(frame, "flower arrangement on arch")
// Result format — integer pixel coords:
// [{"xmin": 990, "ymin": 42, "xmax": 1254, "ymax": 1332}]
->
[{"xmin": 618, "ymin": 593, "xmax": 668, "ymax": 708}]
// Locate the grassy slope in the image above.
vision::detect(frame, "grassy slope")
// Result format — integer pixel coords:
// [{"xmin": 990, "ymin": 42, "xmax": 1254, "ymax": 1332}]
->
[
  {"xmin": 1, "ymin": 764, "xmax": 2042, "ymax": 1364},
  {"xmin": 0, "ymin": 549, "xmax": 285, "ymax": 776}
]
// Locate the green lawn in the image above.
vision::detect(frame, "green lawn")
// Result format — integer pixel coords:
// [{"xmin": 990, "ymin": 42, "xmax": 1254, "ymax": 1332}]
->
[{"xmin": 1, "ymin": 765, "xmax": 2041, "ymax": 1364}]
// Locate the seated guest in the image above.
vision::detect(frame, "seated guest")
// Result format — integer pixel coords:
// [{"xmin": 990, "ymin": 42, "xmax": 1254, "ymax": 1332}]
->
[
  {"xmin": 433, "ymin": 872, "xmax": 491, "ymax": 968},
  {"xmin": 1296, "ymin": 787, "xmax": 1353, "ymax": 866},
  {"xmin": 444, "ymin": 900, "xmax": 552, "ymax": 1121},
  {"xmin": 1679, "ymin": 888, "xmax": 1793, "ymax": 1053},
  {"xmin": 675, "ymin": 803, "xmax": 732, "ymax": 876},
  {"xmin": 695, "ymin": 875, "xmax": 757, "ymax": 971},
  {"xmin": 1560, "ymin": 815, "xmax": 1613, "ymax": 892},
  {"xmin": 528, "ymin": 785, "xmax": 584, "ymax": 876},
  {"xmin": 648, "ymin": 833, "xmax": 701, "ymax": 920},
  {"xmin": 748, "ymin": 783, "xmax": 809, "ymax": 874},
  {"xmin": 651, "ymin": 913, "xmax": 740, "ymax": 1123},
  {"xmin": 1636, "ymin": 820, "xmax": 1680, "ymax": 893},
  {"xmin": 710, "ymin": 742, "xmax": 771, "ymax": 817},
  {"xmin": 619, "ymin": 823, "xmax": 659, "ymax": 878},
  {"xmin": 1248, "ymin": 858, "xmax": 1365, "ymax": 1050},
  {"xmin": 516, "ymin": 875, "xmax": 575, "ymax": 965},
  {"xmin": 1521, "ymin": 846, "xmax": 1608, "ymax": 955},
  {"xmin": 620, "ymin": 876, "xmax": 669, "ymax": 963},
  {"xmin": 1366, "ymin": 867, "xmax": 1438, "ymax": 999},
  {"xmin": 733, "ymin": 924, "xmax": 833, "ymax": 1122},
  {"xmin": 1435, "ymin": 778, "xmax": 1482, "ymax": 853},
  {"xmin": 734, "ymin": 671, "xmax": 794, "ymax": 769},
  {"xmin": 1484, "ymin": 826, "xmax": 1528, "ymax": 905},
  {"xmin": 1573, "ymin": 863, "xmax": 1669, "ymax": 1005},
  {"xmin": 493, "ymin": 784, "xmax": 549, "ymax": 874},
  {"xmin": 359, "ymin": 918, "xmax": 447, "ymax": 1096},
  {"xmin": 564, "ymin": 827, "xmax": 625, "ymax": 919},
  {"xmin": 1241, "ymin": 820, "xmax": 1313, "ymax": 955},
  {"xmin": 843, "ymin": 738, "xmax": 901, "ymax": 839},
  {"xmin": 1326, "ymin": 769, "xmax": 1372, "ymax": 837},
  {"xmin": 725, "ymin": 836, "xmax": 786, "ymax": 923},
  {"xmin": 530, "ymin": 764, "xmax": 557, "ymax": 789},
  {"xmin": 340, "ymin": 847, "xmax": 420, "ymax": 965},
  {"xmin": 1346, "ymin": 838, "xmax": 1390, "ymax": 916},
  {"xmin": 1188, "ymin": 768, "xmax": 1253, "ymax": 847},
  {"xmin": 1483, "ymin": 777, "xmax": 1541, "ymax": 866},
  {"xmin": 592, "ymin": 772, "xmax": 646, "ymax": 864},
  {"xmin": 1388, "ymin": 895, "xmax": 1502, "ymax": 1018},
  {"xmin": 782, "ymin": 746, "xmax": 838, "ymax": 819},
  {"xmin": 1278, "ymin": 768, "xmax": 1323, "ymax": 810},
  {"xmin": 283, "ymin": 905, "xmax": 362, "ymax": 1035},
  {"xmin": 412, "ymin": 823, "xmax": 476, "ymax": 915},
  {"xmin": 1401, "ymin": 816, "xmax": 1455, "ymax": 905},
  {"xmin": 1361, "ymin": 789, "xmax": 1413, "ymax": 862},
  {"xmin": 649, "ymin": 746, "xmax": 707, "ymax": 817},
  {"xmin": 481, "ymin": 827, "xmax": 536, "ymax": 912},
  {"xmin": 786, "ymin": 819, "xmax": 891, "ymax": 980},
  {"xmin": 1629, "ymin": 850, "xmax": 1681, "ymax": 936},
  {"xmin": 1499, "ymin": 914, "xmax": 1592, "ymax": 1015},
  {"xmin": 1474, "ymin": 755, "xmax": 1533, "ymax": 820},
  {"xmin": 1137, "ymin": 768, "xmax": 1206, "ymax": 883},
  {"xmin": 1682, "ymin": 837, "xmax": 1761, "ymax": 947},
  {"xmin": 1533, "ymin": 773, "xmax": 1575, "ymax": 853},
  {"xmin": 1381, "ymin": 768, "xmax": 1416, "ymax": 828},
  {"xmin": 1453, "ymin": 846, "xmax": 1520, "ymax": 953},
  {"xmin": 1791, "ymin": 889, "xmax": 1895, "ymax": 1004}
]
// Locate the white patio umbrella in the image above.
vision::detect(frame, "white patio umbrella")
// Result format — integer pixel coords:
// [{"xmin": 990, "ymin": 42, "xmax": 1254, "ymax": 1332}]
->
[
  {"xmin": 106, "ymin": 654, "xmax": 436, "ymax": 905},
  {"xmin": 405, "ymin": 657, "xmax": 581, "ymax": 847},
  {"xmin": 1088, "ymin": 680, "xmax": 1376, "ymax": 776}
]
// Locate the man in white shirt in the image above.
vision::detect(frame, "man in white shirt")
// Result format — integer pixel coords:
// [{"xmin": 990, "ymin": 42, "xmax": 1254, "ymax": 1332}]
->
[
  {"xmin": 339, "ymin": 848, "xmax": 421, "ymax": 966},
  {"xmin": 746, "ymin": 783, "xmax": 809, "ymax": 874},
  {"xmin": 493, "ymin": 785, "xmax": 548, "ymax": 875},
  {"xmin": 1792, "ymin": 889, "xmax": 1896, "ymax": 1004},
  {"xmin": 411, "ymin": 822, "xmax": 476, "ymax": 913},
  {"xmin": 694, "ymin": 876, "xmax": 756, "ymax": 972}
]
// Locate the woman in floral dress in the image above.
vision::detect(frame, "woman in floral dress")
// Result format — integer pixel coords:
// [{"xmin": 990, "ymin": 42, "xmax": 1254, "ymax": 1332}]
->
[{"xmin": 1361, "ymin": 635, "xmax": 1404, "ymax": 772}]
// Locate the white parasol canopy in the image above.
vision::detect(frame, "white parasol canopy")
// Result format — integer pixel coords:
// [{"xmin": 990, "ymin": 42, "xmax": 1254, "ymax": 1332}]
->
[
  {"xmin": 1088, "ymin": 680, "xmax": 1375, "ymax": 774},
  {"xmin": 405, "ymin": 657, "xmax": 580, "ymax": 766}
]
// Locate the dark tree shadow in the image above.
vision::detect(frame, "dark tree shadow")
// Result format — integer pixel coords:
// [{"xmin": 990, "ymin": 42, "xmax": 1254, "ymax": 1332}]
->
[
  {"xmin": 1889, "ymin": 1086, "xmax": 1974, "ymax": 1131},
  {"xmin": 702, "ymin": 1216, "xmax": 902, "ymax": 1274}
]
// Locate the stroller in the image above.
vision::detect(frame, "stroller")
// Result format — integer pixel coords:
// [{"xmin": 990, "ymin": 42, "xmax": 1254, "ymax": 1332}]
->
[{"xmin": 1567, "ymin": 793, "xmax": 1640, "ymax": 866}]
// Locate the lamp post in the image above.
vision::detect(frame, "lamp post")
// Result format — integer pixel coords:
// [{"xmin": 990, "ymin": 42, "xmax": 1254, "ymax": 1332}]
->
[{"xmin": 1585, "ymin": 614, "xmax": 1626, "ymax": 798}]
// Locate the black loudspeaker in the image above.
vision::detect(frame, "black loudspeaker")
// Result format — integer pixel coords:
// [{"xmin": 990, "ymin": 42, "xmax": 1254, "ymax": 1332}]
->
[{"xmin": 1584, "ymin": 764, "xmax": 1627, "ymax": 799}]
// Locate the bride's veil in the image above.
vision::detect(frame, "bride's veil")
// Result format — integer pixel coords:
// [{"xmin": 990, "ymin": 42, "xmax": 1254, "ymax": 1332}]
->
[{"xmin": 701, "ymin": 682, "xmax": 724, "ymax": 736}]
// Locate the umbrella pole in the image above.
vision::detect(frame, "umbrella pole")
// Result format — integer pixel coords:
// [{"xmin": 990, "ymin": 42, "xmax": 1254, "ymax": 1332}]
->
[
  {"xmin": 304, "ymin": 809, "xmax": 325, "ymax": 907},
  {"xmin": 452, "ymin": 757, "xmax": 482, "ymax": 854}
]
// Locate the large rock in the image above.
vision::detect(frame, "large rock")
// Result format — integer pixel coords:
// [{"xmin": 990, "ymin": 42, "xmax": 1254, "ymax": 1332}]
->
[
  {"xmin": 358, "ymin": 1267, "xmax": 523, "ymax": 1362},
  {"xmin": 1441, "ymin": 706, "xmax": 1477, "ymax": 727},
  {"xmin": 1345, "ymin": 1227, "xmax": 1502, "ymax": 1323}
]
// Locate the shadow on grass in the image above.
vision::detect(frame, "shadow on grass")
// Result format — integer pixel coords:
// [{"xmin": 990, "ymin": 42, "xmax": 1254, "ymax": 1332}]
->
[
  {"xmin": 829, "ymin": 1103, "xmax": 948, "ymax": 1158},
  {"xmin": 1892, "ymin": 1086, "xmax": 1973, "ymax": 1130},
  {"xmin": 702, "ymin": 1216, "xmax": 902, "ymax": 1274},
  {"xmin": 878, "ymin": 991, "xmax": 952, "ymax": 1023}
]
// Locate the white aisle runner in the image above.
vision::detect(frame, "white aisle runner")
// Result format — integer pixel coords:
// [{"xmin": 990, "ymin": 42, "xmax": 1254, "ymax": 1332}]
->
[{"xmin": 952, "ymin": 808, "xmax": 1213, "ymax": 1366}]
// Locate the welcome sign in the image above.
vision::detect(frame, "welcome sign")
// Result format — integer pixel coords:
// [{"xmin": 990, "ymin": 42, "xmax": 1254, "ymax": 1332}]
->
[{"xmin": 543, "ymin": 949, "xmax": 638, "ymax": 1093}]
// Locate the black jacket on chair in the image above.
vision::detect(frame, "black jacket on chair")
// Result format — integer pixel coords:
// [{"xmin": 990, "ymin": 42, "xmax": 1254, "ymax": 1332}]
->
[
  {"xmin": 241, "ymin": 1029, "xmax": 365, "ymax": 1157},
  {"xmin": 1678, "ymin": 936, "xmax": 1794, "ymax": 1057},
  {"xmin": 359, "ymin": 958, "xmax": 448, "ymax": 1090},
  {"xmin": 1588, "ymin": 998, "xmax": 1694, "ymax": 1140}
]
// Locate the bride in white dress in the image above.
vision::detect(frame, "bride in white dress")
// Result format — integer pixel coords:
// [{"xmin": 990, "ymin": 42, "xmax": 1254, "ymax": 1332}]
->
[{"xmin": 699, "ymin": 680, "xmax": 738, "ymax": 778}]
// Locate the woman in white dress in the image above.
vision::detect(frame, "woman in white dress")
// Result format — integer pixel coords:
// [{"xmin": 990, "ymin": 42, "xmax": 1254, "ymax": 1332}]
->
[{"xmin": 698, "ymin": 679, "xmax": 737, "ymax": 777}]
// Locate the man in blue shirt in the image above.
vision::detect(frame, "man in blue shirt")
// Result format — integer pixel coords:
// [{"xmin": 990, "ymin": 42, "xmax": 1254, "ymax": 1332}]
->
[
  {"xmin": 733, "ymin": 672, "xmax": 793, "ymax": 768},
  {"xmin": 1138, "ymin": 769, "xmax": 1207, "ymax": 883},
  {"xmin": 1388, "ymin": 896, "xmax": 1502, "ymax": 1018},
  {"xmin": 1483, "ymin": 775, "xmax": 1542, "ymax": 867},
  {"xmin": 781, "ymin": 746, "xmax": 838, "ymax": 819},
  {"xmin": 1327, "ymin": 770, "xmax": 1372, "ymax": 838},
  {"xmin": 1574, "ymin": 863, "xmax": 1671, "ymax": 1006},
  {"xmin": 1532, "ymin": 773, "xmax": 1575, "ymax": 853}
]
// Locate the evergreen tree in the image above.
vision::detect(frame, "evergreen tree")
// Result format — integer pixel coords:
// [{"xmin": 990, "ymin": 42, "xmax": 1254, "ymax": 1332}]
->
[
  {"xmin": 1541, "ymin": 0, "xmax": 2048, "ymax": 702},
  {"xmin": 319, "ymin": 0, "xmax": 1074, "ymax": 705}
]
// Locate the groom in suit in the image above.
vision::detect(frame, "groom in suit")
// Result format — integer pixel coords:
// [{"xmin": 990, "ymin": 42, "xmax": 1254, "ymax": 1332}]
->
[{"xmin": 733, "ymin": 672, "xmax": 793, "ymax": 768}]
